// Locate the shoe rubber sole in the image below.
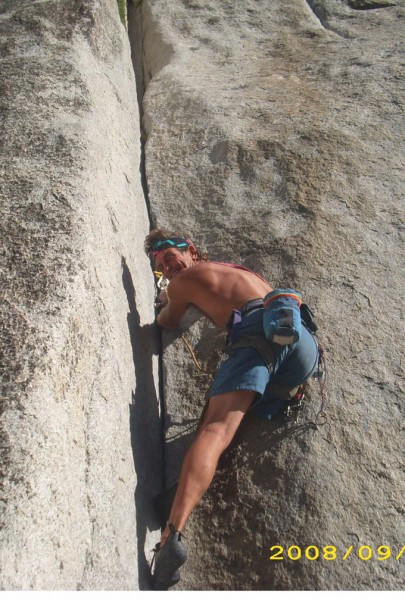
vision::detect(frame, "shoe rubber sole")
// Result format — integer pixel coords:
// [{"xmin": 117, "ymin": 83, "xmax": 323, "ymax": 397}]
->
[{"xmin": 153, "ymin": 532, "xmax": 187, "ymax": 590}]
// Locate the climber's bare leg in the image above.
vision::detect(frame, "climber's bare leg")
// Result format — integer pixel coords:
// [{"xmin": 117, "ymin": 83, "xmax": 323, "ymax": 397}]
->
[{"xmin": 160, "ymin": 389, "xmax": 256, "ymax": 545}]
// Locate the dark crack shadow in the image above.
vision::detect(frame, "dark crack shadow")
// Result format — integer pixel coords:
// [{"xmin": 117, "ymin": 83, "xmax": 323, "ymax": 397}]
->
[
  {"xmin": 127, "ymin": 0, "xmax": 153, "ymax": 225},
  {"xmin": 121, "ymin": 257, "xmax": 163, "ymax": 590},
  {"xmin": 347, "ymin": 0, "xmax": 396, "ymax": 9},
  {"xmin": 305, "ymin": 0, "xmax": 347, "ymax": 37}
]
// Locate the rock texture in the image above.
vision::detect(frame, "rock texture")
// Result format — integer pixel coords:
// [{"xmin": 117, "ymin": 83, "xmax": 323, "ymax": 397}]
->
[
  {"xmin": 0, "ymin": 0, "xmax": 160, "ymax": 590},
  {"xmin": 137, "ymin": 0, "xmax": 405, "ymax": 591},
  {"xmin": 1, "ymin": 0, "xmax": 404, "ymax": 591}
]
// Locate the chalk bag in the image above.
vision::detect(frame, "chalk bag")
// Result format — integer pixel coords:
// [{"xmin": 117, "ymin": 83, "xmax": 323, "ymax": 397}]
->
[{"xmin": 263, "ymin": 288, "xmax": 302, "ymax": 345}]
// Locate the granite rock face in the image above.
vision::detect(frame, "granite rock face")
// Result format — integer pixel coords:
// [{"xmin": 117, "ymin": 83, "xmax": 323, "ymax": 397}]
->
[
  {"xmin": 137, "ymin": 0, "xmax": 405, "ymax": 590},
  {"xmin": 1, "ymin": 0, "xmax": 404, "ymax": 591},
  {"xmin": 0, "ymin": 0, "xmax": 160, "ymax": 590}
]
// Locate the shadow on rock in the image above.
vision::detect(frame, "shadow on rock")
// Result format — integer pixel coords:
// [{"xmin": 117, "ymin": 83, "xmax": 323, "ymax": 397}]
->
[{"xmin": 121, "ymin": 257, "xmax": 162, "ymax": 590}]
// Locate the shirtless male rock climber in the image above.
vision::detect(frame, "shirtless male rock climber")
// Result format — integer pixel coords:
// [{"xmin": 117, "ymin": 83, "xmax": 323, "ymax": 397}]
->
[{"xmin": 145, "ymin": 228, "xmax": 318, "ymax": 590}]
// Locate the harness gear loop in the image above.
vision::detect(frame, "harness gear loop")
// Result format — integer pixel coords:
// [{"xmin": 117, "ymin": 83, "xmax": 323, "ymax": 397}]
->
[{"xmin": 284, "ymin": 383, "xmax": 307, "ymax": 423}]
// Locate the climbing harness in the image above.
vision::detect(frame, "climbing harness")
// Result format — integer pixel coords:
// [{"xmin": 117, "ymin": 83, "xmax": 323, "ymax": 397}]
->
[
  {"xmin": 153, "ymin": 266, "xmax": 328, "ymax": 425},
  {"xmin": 225, "ymin": 293, "xmax": 328, "ymax": 424}
]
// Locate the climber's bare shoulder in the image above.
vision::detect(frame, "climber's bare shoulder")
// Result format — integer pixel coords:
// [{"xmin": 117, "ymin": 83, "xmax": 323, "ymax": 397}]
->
[{"xmin": 157, "ymin": 262, "xmax": 271, "ymax": 330}]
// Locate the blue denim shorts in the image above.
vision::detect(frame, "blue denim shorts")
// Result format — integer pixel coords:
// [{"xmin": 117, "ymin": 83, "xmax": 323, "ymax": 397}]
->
[{"xmin": 209, "ymin": 308, "xmax": 318, "ymax": 418}]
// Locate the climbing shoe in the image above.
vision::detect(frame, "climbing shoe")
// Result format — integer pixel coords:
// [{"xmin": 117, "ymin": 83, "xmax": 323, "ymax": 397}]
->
[{"xmin": 151, "ymin": 523, "xmax": 187, "ymax": 590}]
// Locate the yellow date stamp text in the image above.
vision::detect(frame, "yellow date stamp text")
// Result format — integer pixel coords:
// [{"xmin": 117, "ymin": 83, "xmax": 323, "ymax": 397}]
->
[{"xmin": 269, "ymin": 545, "xmax": 405, "ymax": 561}]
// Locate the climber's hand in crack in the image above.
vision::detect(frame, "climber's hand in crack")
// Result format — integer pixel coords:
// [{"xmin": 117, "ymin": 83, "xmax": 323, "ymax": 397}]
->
[
  {"xmin": 158, "ymin": 290, "xmax": 168, "ymax": 306},
  {"xmin": 155, "ymin": 289, "xmax": 168, "ymax": 312}
]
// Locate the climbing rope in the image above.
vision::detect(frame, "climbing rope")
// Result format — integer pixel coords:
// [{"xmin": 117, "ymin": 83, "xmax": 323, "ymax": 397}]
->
[{"xmin": 180, "ymin": 334, "xmax": 207, "ymax": 373}]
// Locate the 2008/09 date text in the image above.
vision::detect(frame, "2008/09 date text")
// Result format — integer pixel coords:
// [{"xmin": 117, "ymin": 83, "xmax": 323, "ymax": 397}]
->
[{"xmin": 269, "ymin": 545, "xmax": 405, "ymax": 561}]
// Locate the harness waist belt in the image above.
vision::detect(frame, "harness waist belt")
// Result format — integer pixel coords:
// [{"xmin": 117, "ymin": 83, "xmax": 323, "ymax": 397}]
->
[{"xmin": 239, "ymin": 298, "xmax": 264, "ymax": 316}]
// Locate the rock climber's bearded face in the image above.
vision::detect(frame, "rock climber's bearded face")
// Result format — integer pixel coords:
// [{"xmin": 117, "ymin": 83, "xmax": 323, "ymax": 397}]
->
[{"xmin": 154, "ymin": 246, "xmax": 197, "ymax": 281}]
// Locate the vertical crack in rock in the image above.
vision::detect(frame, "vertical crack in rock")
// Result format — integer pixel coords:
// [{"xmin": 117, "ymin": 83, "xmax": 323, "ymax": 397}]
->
[
  {"xmin": 120, "ymin": 0, "xmax": 405, "ymax": 591},
  {"xmin": 127, "ymin": 0, "xmax": 166, "ymax": 499},
  {"xmin": 127, "ymin": 0, "xmax": 152, "ymax": 222}
]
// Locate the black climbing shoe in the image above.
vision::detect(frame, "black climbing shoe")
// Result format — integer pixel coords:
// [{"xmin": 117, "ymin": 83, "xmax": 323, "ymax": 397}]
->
[
  {"xmin": 170, "ymin": 569, "xmax": 181, "ymax": 586},
  {"xmin": 151, "ymin": 523, "xmax": 187, "ymax": 590}
]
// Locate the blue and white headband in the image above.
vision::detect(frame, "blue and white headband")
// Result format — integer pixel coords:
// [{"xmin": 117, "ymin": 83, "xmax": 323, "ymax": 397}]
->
[{"xmin": 150, "ymin": 237, "xmax": 191, "ymax": 259}]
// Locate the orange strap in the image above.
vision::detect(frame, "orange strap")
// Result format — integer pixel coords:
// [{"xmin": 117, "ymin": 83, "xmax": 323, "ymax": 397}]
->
[{"xmin": 263, "ymin": 292, "xmax": 302, "ymax": 309}]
